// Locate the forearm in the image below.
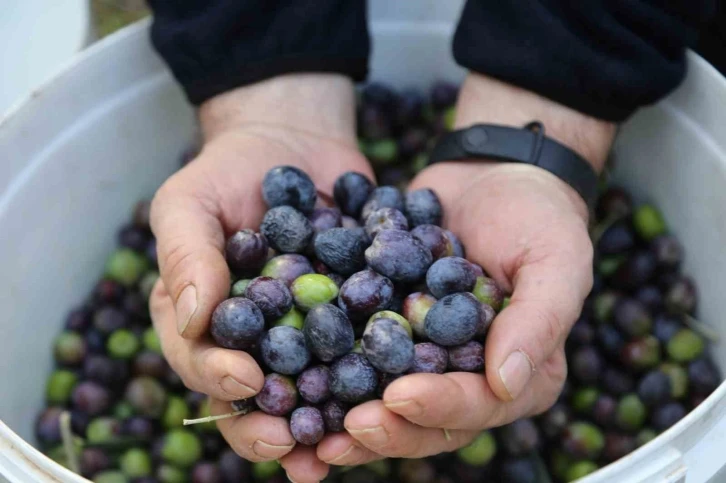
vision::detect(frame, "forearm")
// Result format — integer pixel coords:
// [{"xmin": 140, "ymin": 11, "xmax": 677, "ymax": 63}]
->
[{"xmin": 199, "ymin": 73, "xmax": 358, "ymax": 145}]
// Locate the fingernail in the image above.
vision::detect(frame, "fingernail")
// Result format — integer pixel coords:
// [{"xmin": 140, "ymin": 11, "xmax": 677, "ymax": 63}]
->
[
  {"xmin": 498, "ymin": 350, "xmax": 534, "ymax": 400},
  {"xmin": 347, "ymin": 426, "xmax": 389, "ymax": 447},
  {"xmin": 252, "ymin": 440, "xmax": 294, "ymax": 459},
  {"xmin": 384, "ymin": 399, "xmax": 423, "ymax": 417},
  {"xmin": 327, "ymin": 444, "xmax": 366, "ymax": 465},
  {"xmin": 176, "ymin": 285, "xmax": 197, "ymax": 335},
  {"xmin": 220, "ymin": 376, "xmax": 257, "ymax": 399}
]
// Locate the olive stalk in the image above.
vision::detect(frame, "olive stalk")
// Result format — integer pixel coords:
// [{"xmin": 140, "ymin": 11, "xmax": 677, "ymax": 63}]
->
[
  {"xmin": 183, "ymin": 408, "xmax": 250, "ymax": 426},
  {"xmin": 60, "ymin": 411, "xmax": 80, "ymax": 474},
  {"xmin": 682, "ymin": 313, "xmax": 720, "ymax": 343}
]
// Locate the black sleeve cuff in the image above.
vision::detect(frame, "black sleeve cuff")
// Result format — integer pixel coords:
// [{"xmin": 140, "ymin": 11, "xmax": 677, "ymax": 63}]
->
[
  {"xmin": 453, "ymin": 0, "xmax": 715, "ymax": 122},
  {"xmin": 148, "ymin": 0, "xmax": 370, "ymax": 106}
]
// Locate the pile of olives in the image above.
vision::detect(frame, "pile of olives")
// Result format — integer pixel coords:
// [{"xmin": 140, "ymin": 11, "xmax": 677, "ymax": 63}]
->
[{"xmin": 35, "ymin": 81, "xmax": 720, "ymax": 483}]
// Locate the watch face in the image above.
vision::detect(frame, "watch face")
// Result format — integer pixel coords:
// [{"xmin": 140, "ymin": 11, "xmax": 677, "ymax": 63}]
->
[{"xmin": 461, "ymin": 125, "xmax": 489, "ymax": 151}]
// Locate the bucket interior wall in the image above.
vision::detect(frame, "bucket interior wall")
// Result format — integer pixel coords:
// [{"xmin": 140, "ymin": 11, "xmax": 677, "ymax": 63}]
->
[
  {"xmin": 0, "ymin": 13, "xmax": 725, "ymax": 482},
  {"xmin": 0, "ymin": 29, "xmax": 196, "ymax": 443},
  {"xmin": 613, "ymin": 101, "xmax": 726, "ymax": 374}
]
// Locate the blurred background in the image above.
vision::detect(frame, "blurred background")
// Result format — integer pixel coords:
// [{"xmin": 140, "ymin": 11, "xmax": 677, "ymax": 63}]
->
[
  {"xmin": 0, "ymin": 0, "xmax": 148, "ymax": 116},
  {"xmin": 1, "ymin": 0, "xmax": 724, "ymax": 118},
  {"xmin": 91, "ymin": 0, "xmax": 148, "ymax": 38}
]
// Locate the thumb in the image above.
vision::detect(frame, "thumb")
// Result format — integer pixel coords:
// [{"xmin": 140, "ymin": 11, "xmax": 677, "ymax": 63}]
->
[
  {"xmin": 484, "ymin": 253, "xmax": 592, "ymax": 402},
  {"xmin": 150, "ymin": 183, "xmax": 231, "ymax": 339}
]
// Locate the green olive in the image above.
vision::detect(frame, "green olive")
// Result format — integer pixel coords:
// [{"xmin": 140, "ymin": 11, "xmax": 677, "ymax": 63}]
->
[
  {"xmin": 105, "ymin": 248, "xmax": 149, "ymax": 287},
  {"xmin": 633, "ymin": 204, "xmax": 667, "ymax": 241},
  {"xmin": 161, "ymin": 429, "xmax": 202, "ymax": 468},
  {"xmin": 107, "ymin": 329, "xmax": 141, "ymax": 359},
  {"xmin": 291, "ymin": 274, "xmax": 339, "ymax": 311},
  {"xmin": 120, "ymin": 447, "xmax": 152, "ymax": 478},
  {"xmin": 457, "ymin": 431, "xmax": 497, "ymax": 467},
  {"xmin": 667, "ymin": 329, "xmax": 704, "ymax": 362},
  {"xmin": 616, "ymin": 394, "xmax": 647, "ymax": 431},
  {"xmin": 46, "ymin": 370, "xmax": 78, "ymax": 405},
  {"xmin": 162, "ymin": 396, "xmax": 190, "ymax": 429},
  {"xmin": 274, "ymin": 307, "xmax": 305, "ymax": 330}
]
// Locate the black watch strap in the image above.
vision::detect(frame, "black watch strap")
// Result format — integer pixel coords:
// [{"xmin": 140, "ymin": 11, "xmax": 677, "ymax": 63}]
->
[{"xmin": 428, "ymin": 122, "xmax": 599, "ymax": 206}]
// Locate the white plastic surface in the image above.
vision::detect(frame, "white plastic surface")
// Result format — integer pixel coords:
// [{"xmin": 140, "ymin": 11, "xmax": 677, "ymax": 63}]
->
[
  {"xmin": 0, "ymin": 0, "xmax": 91, "ymax": 117},
  {"xmin": 0, "ymin": 7, "xmax": 726, "ymax": 483}
]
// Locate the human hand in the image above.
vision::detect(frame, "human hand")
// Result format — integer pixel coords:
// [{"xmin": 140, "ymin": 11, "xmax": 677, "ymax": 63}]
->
[
  {"xmin": 149, "ymin": 73, "xmax": 373, "ymax": 482},
  {"xmin": 317, "ymin": 73, "xmax": 617, "ymax": 465}
]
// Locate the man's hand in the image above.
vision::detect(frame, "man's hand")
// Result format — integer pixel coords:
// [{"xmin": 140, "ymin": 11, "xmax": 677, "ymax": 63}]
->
[
  {"xmin": 316, "ymin": 73, "xmax": 616, "ymax": 465},
  {"xmin": 149, "ymin": 73, "xmax": 373, "ymax": 483}
]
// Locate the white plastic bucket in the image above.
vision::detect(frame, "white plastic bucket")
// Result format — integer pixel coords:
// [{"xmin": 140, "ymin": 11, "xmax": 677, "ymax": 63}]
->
[{"xmin": 1, "ymin": 7, "xmax": 726, "ymax": 483}]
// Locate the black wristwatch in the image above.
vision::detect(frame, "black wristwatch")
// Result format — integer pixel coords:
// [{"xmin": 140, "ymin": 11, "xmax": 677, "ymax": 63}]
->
[{"xmin": 427, "ymin": 122, "xmax": 599, "ymax": 206}]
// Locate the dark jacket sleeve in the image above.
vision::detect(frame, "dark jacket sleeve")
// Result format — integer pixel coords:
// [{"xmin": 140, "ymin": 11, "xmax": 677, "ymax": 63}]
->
[
  {"xmin": 148, "ymin": 0, "xmax": 370, "ymax": 106},
  {"xmin": 453, "ymin": 0, "xmax": 716, "ymax": 121},
  {"xmin": 696, "ymin": 3, "xmax": 726, "ymax": 75}
]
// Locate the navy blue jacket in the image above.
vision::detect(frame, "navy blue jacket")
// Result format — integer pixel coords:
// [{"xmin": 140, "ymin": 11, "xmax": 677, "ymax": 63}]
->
[{"xmin": 148, "ymin": 0, "xmax": 717, "ymax": 121}]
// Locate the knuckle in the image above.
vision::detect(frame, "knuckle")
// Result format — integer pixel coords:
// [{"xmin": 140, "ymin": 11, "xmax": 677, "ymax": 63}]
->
[
  {"xmin": 534, "ymin": 306, "xmax": 565, "ymax": 349},
  {"xmin": 476, "ymin": 397, "xmax": 508, "ymax": 429},
  {"xmin": 149, "ymin": 280, "xmax": 172, "ymax": 324},
  {"xmin": 408, "ymin": 431, "xmax": 427, "ymax": 457},
  {"xmin": 162, "ymin": 241, "xmax": 196, "ymax": 299},
  {"xmin": 149, "ymin": 178, "xmax": 180, "ymax": 231},
  {"xmin": 359, "ymin": 422, "xmax": 410, "ymax": 457},
  {"xmin": 385, "ymin": 435, "xmax": 422, "ymax": 458},
  {"xmin": 438, "ymin": 375, "xmax": 475, "ymax": 428},
  {"xmin": 150, "ymin": 277, "xmax": 168, "ymax": 302},
  {"xmin": 152, "ymin": 168, "xmax": 221, "ymax": 228},
  {"xmin": 194, "ymin": 347, "xmax": 221, "ymax": 387}
]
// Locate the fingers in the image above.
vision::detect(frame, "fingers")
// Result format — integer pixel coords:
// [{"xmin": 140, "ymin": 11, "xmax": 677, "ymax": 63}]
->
[
  {"xmin": 382, "ymin": 372, "xmax": 517, "ymax": 430},
  {"xmin": 341, "ymin": 400, "xmax": 478, "ymax": 459},
  {"xmin": 210, "ymin": 398, "xmax": 296, "ymax": 462},
  {"xmin": 150, "ymin": 172, "xmax": 231, "ymax": 339},
  {"xmin": 150, "ymin": 281, "xmax": 264, "ymax": 400},
  {"xmin": 485, "ymin": 247, "xmax": 592, "ymax": 402},
  {"xmin": 316, "ymin": 432, "xmax": 381, "ymax": 466},
  {"xmin": 382, "ymin": 363, "xmax": 566, "ymax": 432},
  {"xmin": 279, "ymin": 446, "xmax": 329, "ymax": 483}
]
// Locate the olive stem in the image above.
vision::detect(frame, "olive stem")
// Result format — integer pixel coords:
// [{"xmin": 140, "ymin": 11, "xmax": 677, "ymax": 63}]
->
[
  {"xmin": 682, "ymin": 313, "xmax": 720, "ymax": 343},
  {"xmin": 183, "ymin": 409, "xmax": 248, "ymax": 426},
  {"xmin": 59, "ymin": 411, "xmax": 80, "ymax": 474}
]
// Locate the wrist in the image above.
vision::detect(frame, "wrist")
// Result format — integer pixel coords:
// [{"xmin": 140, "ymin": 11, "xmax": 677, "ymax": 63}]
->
[
  {"xmin": 455, "ymin": 73, "xmax": 617, "ymax": 173},
  {"xmin": 199, "ymin": 73, "xmax": 357, "ymax": 145}
]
